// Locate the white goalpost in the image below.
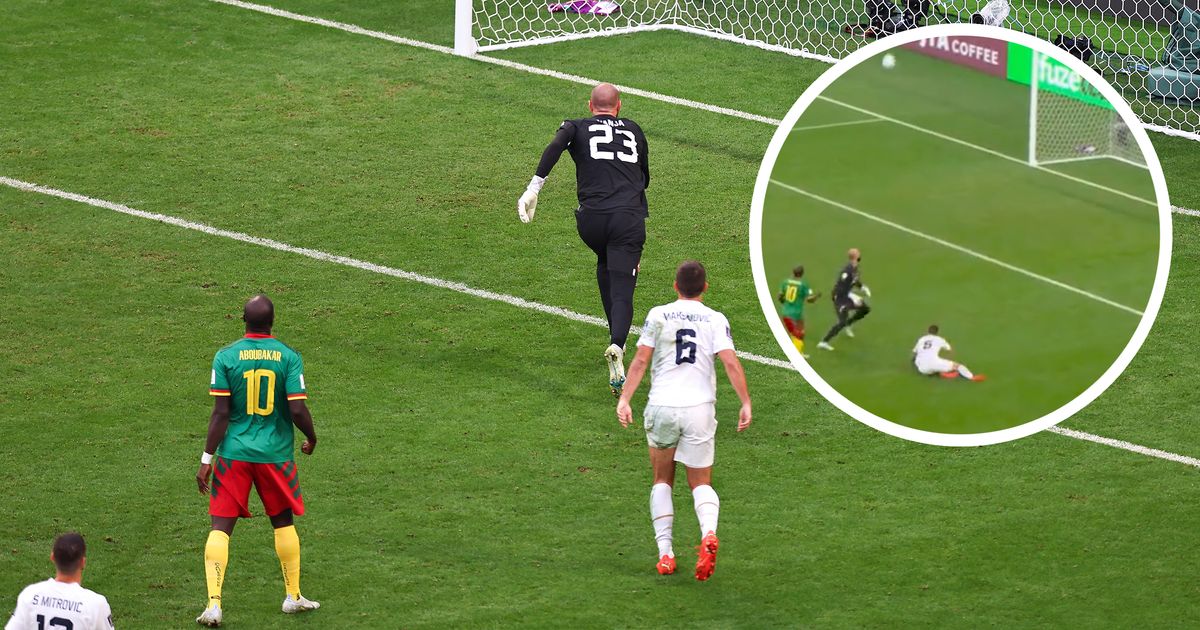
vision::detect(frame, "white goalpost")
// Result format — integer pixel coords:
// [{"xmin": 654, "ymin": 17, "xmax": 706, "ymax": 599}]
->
[
  {"xmin": 454, "ymin": 0, "xmax": 1200, "ymax": 142},
  {"xmin": 454, "ymin": 0, "xmax": 842, "ymax": 62},
  {"xmin": 1027, "ymin": 49, "xmax": 1148, "ymax": 168}
]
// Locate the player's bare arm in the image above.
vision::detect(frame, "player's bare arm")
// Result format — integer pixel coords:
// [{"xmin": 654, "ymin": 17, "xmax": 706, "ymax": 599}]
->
[
  {"xmin": 517, "ymin": 122, "xmax": 574, "ymax": 223},
  {"xmin": 616, "ymin": 345, "xmax": 654, "ymax": 427},
  {"xmin": 197, "ymin": 396, "xmax": 231, "ymax": 495},
  {"xmin": 717, "ymin": 349, "xmax": 752, "ymax": 432},
  {"xmin": 288, "ymin": 399, "xmax": 318, "ymax": 455},
  {"xmin": 806, "ymin": 290, "xmax": 822, "ymax": 303}
]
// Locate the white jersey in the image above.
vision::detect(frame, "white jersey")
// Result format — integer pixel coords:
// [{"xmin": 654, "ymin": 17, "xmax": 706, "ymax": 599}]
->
[
  {"xmin": 5, "ymin": 579, "xmax": 113, "ymax": 630},
  {"xmin": 637, "ymin": 299, "xmax": 735, "ymax": 407},
  {"xmin": 913, "ymin": 334, "xmax": 951, "ymax": 363}
]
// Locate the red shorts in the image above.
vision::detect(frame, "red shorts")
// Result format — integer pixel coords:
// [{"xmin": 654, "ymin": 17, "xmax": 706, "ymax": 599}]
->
[
  {"xmin": 782, "ymin": 317, "xmax": 805, "ymax": 340},
  {"xmin": 209, "ymin": 456, "xmax": 305, "ymax": 518}
]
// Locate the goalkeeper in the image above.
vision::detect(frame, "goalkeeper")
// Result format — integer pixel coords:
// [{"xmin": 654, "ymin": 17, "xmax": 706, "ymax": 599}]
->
[
  {"xmin": 817, "ymin": 248, "xmax": 872, "ymax": 352},
  {"xmin": 516, "ymin": 83, "xmax": 651, "ymax": 396}
]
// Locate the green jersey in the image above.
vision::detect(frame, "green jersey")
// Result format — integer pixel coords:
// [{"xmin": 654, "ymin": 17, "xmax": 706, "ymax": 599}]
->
[
  {"xmin": 209, "ymin": 334, "xmax": 307, "ymax": 463},
  {"xmin": 779, "ymin": 278, "xmax": 812, "ymax": 319}
]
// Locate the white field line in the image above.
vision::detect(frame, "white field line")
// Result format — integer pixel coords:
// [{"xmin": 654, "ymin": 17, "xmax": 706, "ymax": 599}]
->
[
  {"xmin": 817, "ymin": 95, "xmax": 1158, "ymax": 209},
  {"xmin": 0, "ymin": 175, "xmax": 1190, "ymax": 467},
  {"xmin": 770, "ymin": 178, "xmax": 1145, "ymax": 316},
  {"xmin": 206, "ymin": 0, "xmax": 779, "ymax": 126},
  {"xmin": 205, "ymin": 0, "xmax": 1198, "ymax": 218},
  {"xmin": 0, "ymin": 176, "xmax": 791, "ymax": 370},
  {"xmin": 790, "ymin": 118, "xmax": 885, "ymax": 133},
  {"xmin": 1048, "ymin": 426, "xmax": 1200, "ymax": 468}
]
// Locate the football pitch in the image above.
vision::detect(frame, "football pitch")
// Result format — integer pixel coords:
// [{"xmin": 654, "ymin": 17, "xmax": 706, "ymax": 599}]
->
[
  {"xmin": 2, "ymin": 1, "xmax": 1200, "ymax": 627},
  {"xmin": 761, "ymin": 49, "xmax": 1161, "ymax": 434}
]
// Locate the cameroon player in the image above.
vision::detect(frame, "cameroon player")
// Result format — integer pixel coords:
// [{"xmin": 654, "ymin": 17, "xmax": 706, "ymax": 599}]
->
[
  {"xmin": 778, "ymin": 265, "xmax": 821, "ymax": 357},
  {"xmin": 195, "ymin": 295, "xmax": 320, "ymax": 627}
]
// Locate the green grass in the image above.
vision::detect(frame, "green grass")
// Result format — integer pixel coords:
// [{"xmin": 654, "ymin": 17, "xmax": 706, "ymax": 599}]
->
[
  {"xmin": 1, "ymin": 1, "xmax": 1199, "ymax": 628},
  {"xmin": 762, "ymin": 52, "xmax": 1158, "ymax": 434}
]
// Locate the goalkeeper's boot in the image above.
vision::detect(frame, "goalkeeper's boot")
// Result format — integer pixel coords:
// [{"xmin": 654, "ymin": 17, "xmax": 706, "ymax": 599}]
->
[
  {"xmin": 656, "ymin": 554, "xmax": 677, "ymax": 575},
  {"xmin": 605, "ymin": 343, "xmax": 626, "ymax": 397},
  {"xmin": 940, "ymin": 371, "xmax": 959, "ymax": 379},
  {"xmin": 196, "ymin": 604, "xmax": 222, "ymax": 627},
  {"xmin": 282, "ymin": 594, "xmax": 320, "ymax": 614},
  {"xmin": 971, "ymin": 374, "xmax": 987, "ymax": 382},
  {"xmin": 843, "ymin": 326, "xmax": 855, "ymax": 338},
  {"xmin": 695, "ymin": 532, "xmax": 720, "ymax": 581},
  {"xmin": 817, "ymin": 341, "xmax": 835, "ymax": 352}
]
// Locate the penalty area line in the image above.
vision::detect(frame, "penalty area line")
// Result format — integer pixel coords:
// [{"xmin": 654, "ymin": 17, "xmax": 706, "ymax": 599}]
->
[
  {"xmin": 0, "ymin": 176, "xmax": 791, "ymax": 372},
  {"xmin": 0, "ymin": 174, "xmax": 1190, "ymax": 468},
  {"xmin": 1048, "ymin": 426, "xmax": 1200, "ymax": 468}
]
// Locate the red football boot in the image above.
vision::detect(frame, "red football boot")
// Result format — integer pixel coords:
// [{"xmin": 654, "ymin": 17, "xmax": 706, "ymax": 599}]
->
[{"xmin": 695, "ymin": 532, "xmax": 720, "ymax": 581}]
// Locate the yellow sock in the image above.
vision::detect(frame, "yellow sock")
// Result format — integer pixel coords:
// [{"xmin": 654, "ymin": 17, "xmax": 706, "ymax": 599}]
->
[
  {"xmin": 792, "ymin": 337, "xmax": 805, "ymax": 354},
  {"xmin": 204, "ymin": 530, "xmax": 229, "ymax": 609},
  {"xmin": 274, "ymin": 525, "xmax": 301, "ymax": 599}
]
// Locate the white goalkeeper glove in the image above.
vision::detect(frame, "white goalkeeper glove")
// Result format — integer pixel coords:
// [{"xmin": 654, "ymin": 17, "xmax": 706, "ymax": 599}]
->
[
  {"xmin": 860, "ymin": 285, "xmax": 871, "ymax": 298},
  {"xmin": 517, "ymin": 175, "xmax": 545, "ymax": 223}
]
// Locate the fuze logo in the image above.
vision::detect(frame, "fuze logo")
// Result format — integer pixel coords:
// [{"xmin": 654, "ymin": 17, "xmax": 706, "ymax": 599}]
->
[{"xmin": 1037, "ymin": 54, "xmax": 1084, "ymax": 92}]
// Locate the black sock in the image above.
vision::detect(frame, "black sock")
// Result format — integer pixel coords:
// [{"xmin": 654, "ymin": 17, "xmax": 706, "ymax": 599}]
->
[
  {"xmin": 596, "ymin": 263, "xmax": 613, "ymax": 326},
  {"xmin": 608, "ymin": 270, "xmax": 638, "ymax": 348}
]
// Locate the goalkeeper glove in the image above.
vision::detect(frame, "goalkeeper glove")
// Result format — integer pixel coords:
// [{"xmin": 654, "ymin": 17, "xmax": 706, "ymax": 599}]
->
[
  {"xmin": 517, "ymin": 176, "xmax": 545, "ymax": 223},
  {"xmin": 860, "ymin": 285, "xmax": 871, "ymax": 297}
]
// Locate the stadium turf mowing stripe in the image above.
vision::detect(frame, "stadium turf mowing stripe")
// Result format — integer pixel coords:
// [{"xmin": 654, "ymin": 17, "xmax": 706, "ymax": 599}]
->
[
  {"xmin": 3, "ymin": 174, "xmax": 1194, "ymax": 463},
  {"xmin": 789, "ymin": 118, "xmax": 884, "ymax": 132},
  {"xmin": 205, "ymin": 0, "xmax": 1198, "ymax": 218},
  {"xmin": 768, "ymin": 178, "xmax": 1146, "ymax": 317}
]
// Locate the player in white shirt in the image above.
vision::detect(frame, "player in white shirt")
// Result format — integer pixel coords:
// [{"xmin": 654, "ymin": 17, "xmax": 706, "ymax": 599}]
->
[
  {"xmin": 5, "ymin": 533, "xmax": 114, "ymax": 630},
  {"xmin": 912, "ymin": 325, "xmax": 985, "ymax": 381},
  {"xmin": 616, "ymin": 261, "xmax": 752, "ymax": 581}
]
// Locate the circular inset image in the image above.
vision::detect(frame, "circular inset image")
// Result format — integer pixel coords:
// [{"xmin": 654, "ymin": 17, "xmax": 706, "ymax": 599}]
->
[{"xmin": 750, "ymin": 25, "xmax": 1171, "ymax": 446}]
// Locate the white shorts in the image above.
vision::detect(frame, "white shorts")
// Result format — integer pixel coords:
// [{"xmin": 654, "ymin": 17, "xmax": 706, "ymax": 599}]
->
[
  {"xmin": 916, "ymin": 356, "xmax": 956, "ymax": 375},
  {"xmin": 644, "ymin": 403, "xmax": 717, "ymax": 468}
]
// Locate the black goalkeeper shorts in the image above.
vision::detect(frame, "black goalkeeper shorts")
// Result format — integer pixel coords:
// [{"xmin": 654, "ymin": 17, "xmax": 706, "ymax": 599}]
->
[{"xmin": 575, "ymin": 208, "xmax": 646, "ymax": 275}]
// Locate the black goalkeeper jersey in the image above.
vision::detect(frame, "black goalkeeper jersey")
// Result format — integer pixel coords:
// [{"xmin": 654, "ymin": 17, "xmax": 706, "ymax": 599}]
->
[
  {"xmin": 832, "ymin": 262, "xmax": 862, "ymax": 301},
  {"xmin": 556, "ymin": 115, "xmax": 650, "ymax": 216}
]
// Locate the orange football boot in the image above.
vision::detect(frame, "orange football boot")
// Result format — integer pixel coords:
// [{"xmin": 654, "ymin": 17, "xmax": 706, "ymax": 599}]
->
[
  {"xmin": 656, "ymin": 555, "xmax": 676, "ymax": 575},
  {"xmin": 940, "ymin": 371, "xmax": 958, "ymax": 379},
  {"xmin": 695, "ymin": 532, "xmax": 720, "ymax": 581},
  {"xmin": 971, "ymin": 374, "xmax": 987, "ymax": 382}
]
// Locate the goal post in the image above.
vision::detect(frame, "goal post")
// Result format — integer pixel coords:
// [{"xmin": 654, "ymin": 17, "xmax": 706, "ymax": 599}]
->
[
  {"xmin": 1026, "ymin": 49, "xmax": 1148, "ymax": 168},
  {"xmin": 454, "ymin": 1, "xmax": 1199, "ymax": 141}
]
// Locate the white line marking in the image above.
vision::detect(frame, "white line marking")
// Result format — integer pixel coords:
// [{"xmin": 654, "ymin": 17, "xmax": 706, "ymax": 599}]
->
[
  {"xmin": 789, "ymin": 118, "xmax": 885, "ymax": 133},
  {"xmin": 0, "ymin": 175, "xmax": 1189, "ymax": 467},
  {"xmin": 206, "ymin": 0, "xmax": 779, "ymax": 126},
  {"xmin": 205, "ymin": 0, "xmax": 1200, "ymax": 218},
  {"xmin": 769, "ymin": 178, "xmax": 1145, "ymax": 316},
  {"xmin": 817, "ymin": 96, "xmax": 1158, "ymax": 208},
  {"xmin": 0, "ymin": 176, "xmax": 790, "ymax": 370},
  {"xmin": 1048, "ymin": 426, "xmax": 1200, "ymax": 468}
]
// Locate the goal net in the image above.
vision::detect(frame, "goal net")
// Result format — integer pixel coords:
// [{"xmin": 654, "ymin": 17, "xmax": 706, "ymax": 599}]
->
[
  {"xmin": 1026, "ymin": 49, "xmax": 1148, "ymax": 167},
  {"xmin": 455, "ymin": 0, "xmax": 1200, "ymax": 141}
]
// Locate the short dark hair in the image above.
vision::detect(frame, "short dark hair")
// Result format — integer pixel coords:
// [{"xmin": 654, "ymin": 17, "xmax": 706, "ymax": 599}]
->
[
  {"xmin": 52, "ymin": 532, "xmax": 86, "ymax": 573},
  {"xmin": 928, "ymin": 324, "xmax": 939, "ymax": 335},
  {"xmin": 675, "ymin": 260, "xmax": 707, "ymax": 298},
  {"xmin": 970, "ymin": 13, "xmax": 984, "ymax": 23},
  {"xmin": 792, "ymin": 265, "xmax": 805, "ymax": 278}
]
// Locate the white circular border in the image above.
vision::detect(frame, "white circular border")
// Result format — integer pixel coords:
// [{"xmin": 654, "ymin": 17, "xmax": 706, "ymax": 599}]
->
[{"xmin": 749, "ymin": 24, "xmax": 1174, "ymax": 447}]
